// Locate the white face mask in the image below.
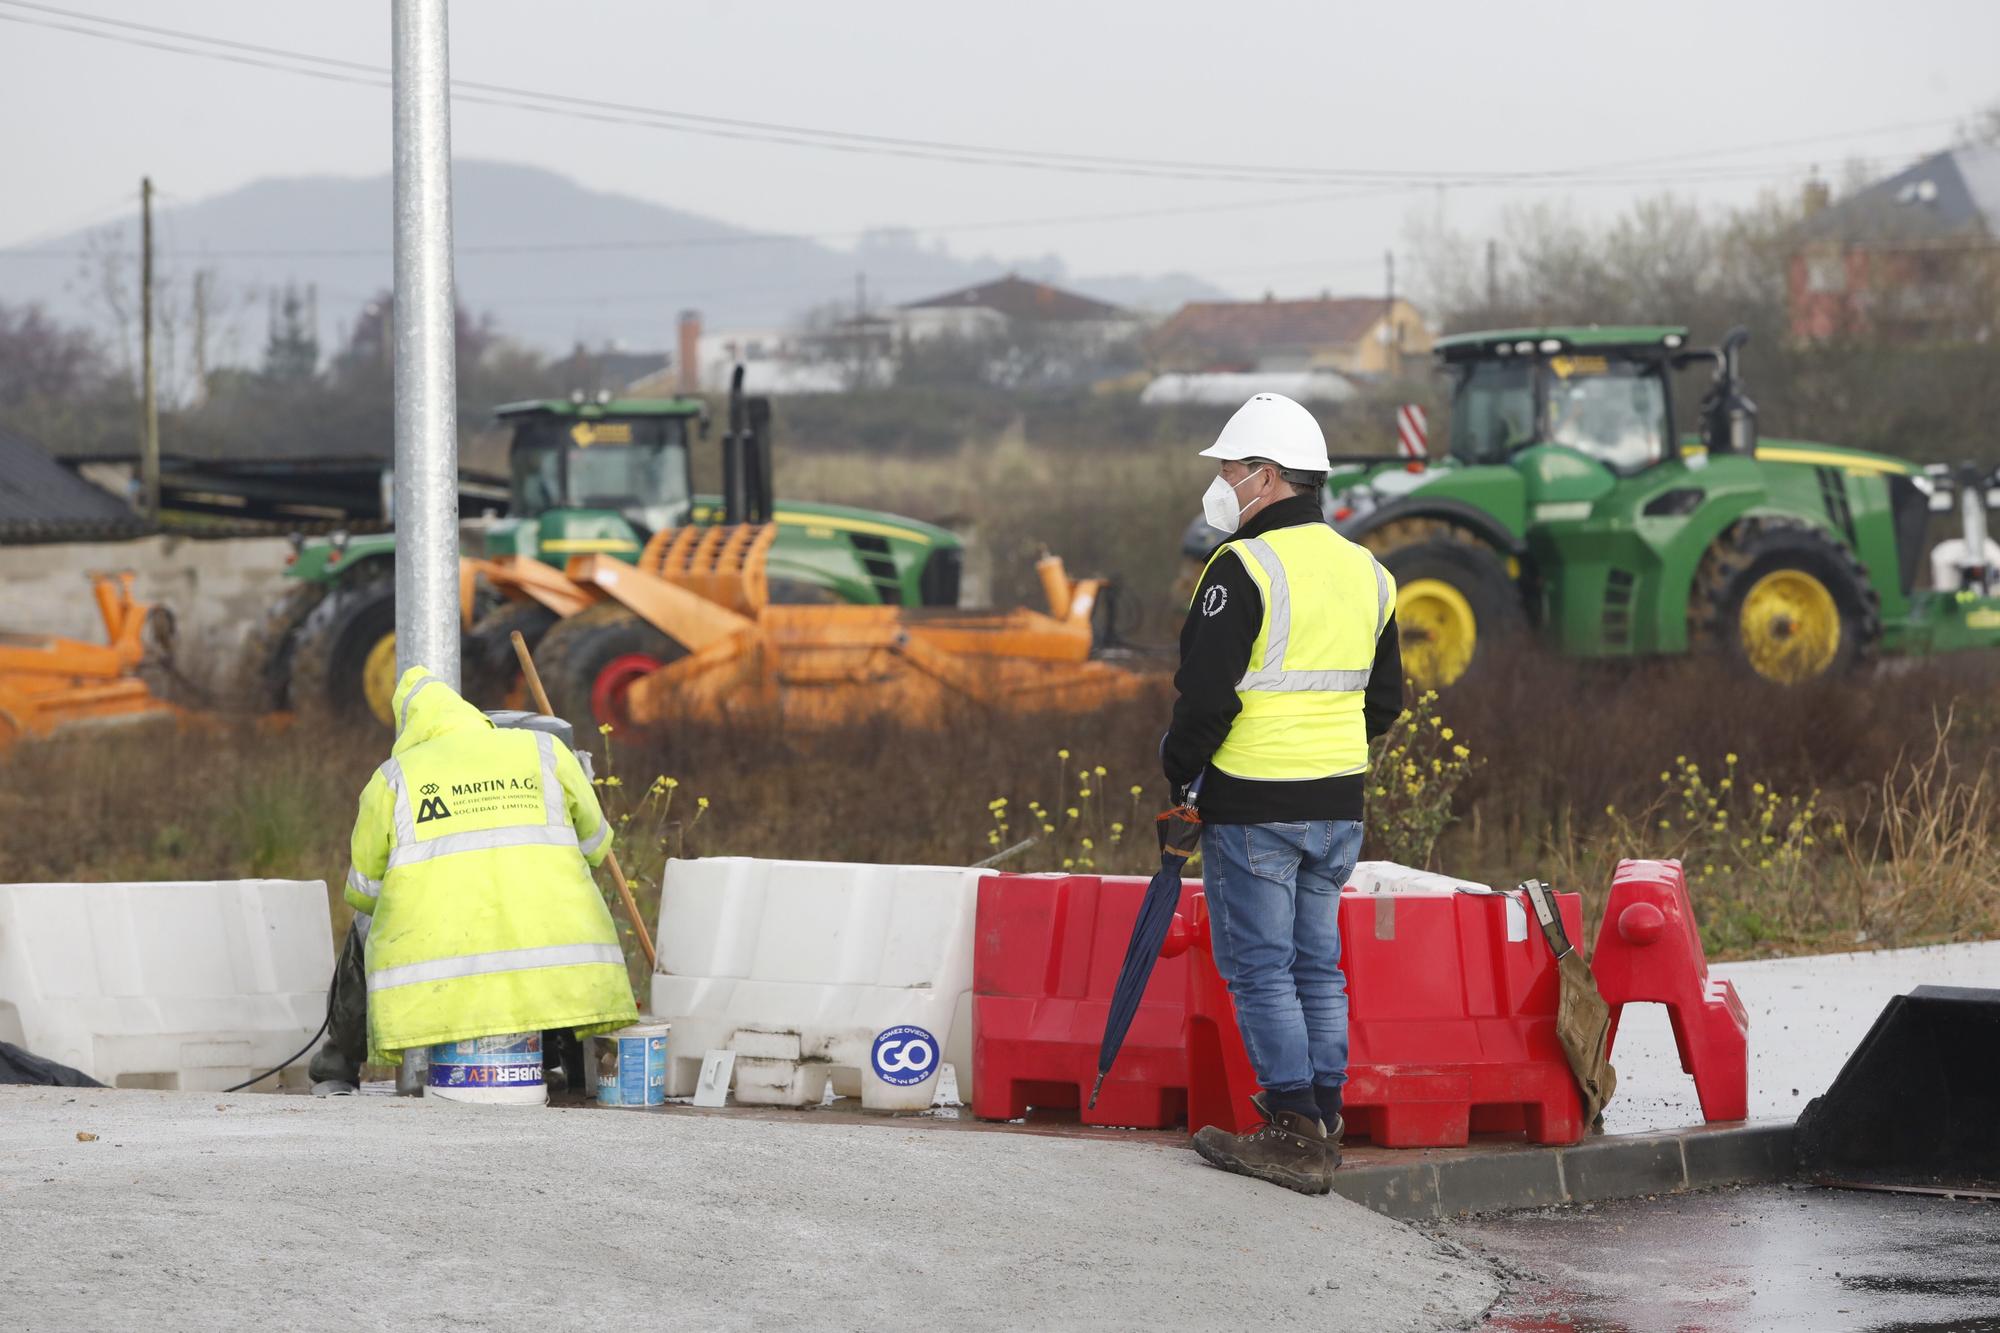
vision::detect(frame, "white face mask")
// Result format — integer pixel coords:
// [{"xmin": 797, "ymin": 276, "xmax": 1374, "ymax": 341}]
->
[{"xmin": 1202, "ymin": 468, "xmax": 1266, "ymax": 533}]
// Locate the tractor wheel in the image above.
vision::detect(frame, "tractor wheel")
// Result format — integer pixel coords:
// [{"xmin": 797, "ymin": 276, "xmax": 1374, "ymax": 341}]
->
[
  {"xmin": 1381, "ymin": 539, "xmax": 1525, "ymax": 689},
  {"xmin": 462, "ymin": 601, "xmax": 560, "ymax": 711},
  {"xmin": 535, "ymin": 602, "xmax": 687, "ymax": 736},
  {"xmin": 289, "ymin": 568, "xmax": 400, "ymax": 727},
  {"xmin": 233, "ymin": 581, "xmax": 329, "ymax": 713},
  {"xmin": 1695, "ymin": 520, "xmax": 1879, "ymax": 685}
]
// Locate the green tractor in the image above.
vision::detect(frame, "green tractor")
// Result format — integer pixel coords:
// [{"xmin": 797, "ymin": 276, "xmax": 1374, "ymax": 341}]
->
[
  {"xmin": 1184, "ymin": 325, "xmax": 2000, "ymax": 686},
  {"xmin": 247, "ymin": 376, "xmax": 962, "ymax": 725}
]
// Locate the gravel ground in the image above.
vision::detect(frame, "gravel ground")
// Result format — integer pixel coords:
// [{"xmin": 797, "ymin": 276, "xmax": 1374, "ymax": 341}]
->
[{"xmin": 0, "ymin": 1088, "xmax": 1498, "ymax": 1332}]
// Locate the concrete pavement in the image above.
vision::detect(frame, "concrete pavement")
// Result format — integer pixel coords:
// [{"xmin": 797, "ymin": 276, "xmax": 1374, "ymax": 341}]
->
[{"xmin": 0, "ymin": 1086, "xmax": 1500, "ymax": 1333}]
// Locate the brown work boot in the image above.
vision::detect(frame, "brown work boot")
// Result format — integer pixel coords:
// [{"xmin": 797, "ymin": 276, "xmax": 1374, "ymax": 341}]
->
[
  {"xmin": 1192, "ymin": 1106, "xmax": 1333, "ymax": 1195},
  {"xmin": 1253, "ymin": 1090, "xmax": 1343, "ymax": 1167}
]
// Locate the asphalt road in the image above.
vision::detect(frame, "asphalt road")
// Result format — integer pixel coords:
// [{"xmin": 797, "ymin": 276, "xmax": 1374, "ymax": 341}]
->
[
  {"xmin": 0, "ymin": 1087, "xmax": 1499, "ymax": 1333},
  {"xmin": 1454, "ymin": 1184, "xmax": 2000, "ymax": 1333}
]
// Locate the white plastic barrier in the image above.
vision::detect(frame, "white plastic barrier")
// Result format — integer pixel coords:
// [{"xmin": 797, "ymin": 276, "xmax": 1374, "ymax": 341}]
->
[
  {"xmin": 651, "ymin": 857, "xmax": 985, "ymax": 1112},
  {"xmin": 1347, "ymin": 861, "xmax": 1490, "ymax": 894},
  {"xmin": 0, "ymin": 879, "xmax": 334, "ymax": 1090}
]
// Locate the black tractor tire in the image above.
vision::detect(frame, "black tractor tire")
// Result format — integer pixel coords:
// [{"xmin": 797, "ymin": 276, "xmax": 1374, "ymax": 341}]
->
[
  {"xmin": 289, "ymin": 567, "xmax": 400, "ymax": 727},
  {"xmin": 1693, "ymin": 519, "xmax": 1879, "ymax": 684},
  {"xmin": 534, "ymin": 602, "xmax": 688, "ymax": 737},
  {"xmin": 1380, "ymin": 538, "xmax": 1526, "ymax": 688},
  {"xmin": 233, "ymin": 581, "xmax": 329, "ymax": 714},
  {"xmin": 462, "ymin": 601, "xmax": 560, "ymax": 711}
]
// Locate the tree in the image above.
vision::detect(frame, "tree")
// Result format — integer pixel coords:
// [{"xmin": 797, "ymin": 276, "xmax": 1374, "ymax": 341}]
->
[{"xmin": 262, "ymin": 284, "xmax": 320, "ymax": 383}]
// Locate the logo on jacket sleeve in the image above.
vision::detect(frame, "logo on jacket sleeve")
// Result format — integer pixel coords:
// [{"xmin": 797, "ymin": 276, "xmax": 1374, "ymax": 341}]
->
[
  {"xmin": 415, "ymin": 781, "xmax": 453, "ymax": 823},
  {"xmin": 1200, "ymin": 584, "xmax": 1229, "ymax": 617}
]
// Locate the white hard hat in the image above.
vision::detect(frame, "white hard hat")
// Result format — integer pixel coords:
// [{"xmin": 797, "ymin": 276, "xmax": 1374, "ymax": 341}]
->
[{"xmin": 1199, "ymin": 393, "xmax": 1332, "ymax": 471}]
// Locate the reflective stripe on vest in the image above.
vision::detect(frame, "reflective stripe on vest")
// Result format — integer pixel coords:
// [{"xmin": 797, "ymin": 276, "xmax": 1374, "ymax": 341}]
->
[
  {"xmin": 366, "ymin": 941, "xmax": 626, "ymax": 994},
  {"xmin": 1229, "ymin": 536, "xmax": 1391, "ymax": 693},
  {"xmin": 398, "ymin": 674, "xmax": 444, "ymax": 736},
  {"xmin": 579, "ymin": 820, "xmax": 609, "ymax": 856},
  {"xmin": 346, "ymin": 865, "xmax": 382, "ymax": 900}
]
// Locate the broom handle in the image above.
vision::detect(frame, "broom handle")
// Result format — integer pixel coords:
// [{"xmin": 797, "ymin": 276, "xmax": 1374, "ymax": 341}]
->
[{"xmin": 511, "ymin": 630, "xmax": 658, "ymax": 972}]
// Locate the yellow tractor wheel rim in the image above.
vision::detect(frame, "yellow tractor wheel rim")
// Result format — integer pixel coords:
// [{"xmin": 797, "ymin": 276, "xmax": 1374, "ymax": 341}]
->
[
  {"xmin": 1398, "ymin": 577, "xmax": 1477, "ymax": 688},
  {"xmin": 362, "ymin": 632, "xmax": 399, "ymax": 728},
  {"xmin": 1739, "ymin": 569, "xmax": 1841, "ymax": 684}
]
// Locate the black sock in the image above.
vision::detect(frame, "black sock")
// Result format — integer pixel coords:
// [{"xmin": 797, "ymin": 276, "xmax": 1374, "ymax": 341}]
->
[{"xmin": 1314, "ymin": 1083, "xmax": 1343, "ymax": 1126}]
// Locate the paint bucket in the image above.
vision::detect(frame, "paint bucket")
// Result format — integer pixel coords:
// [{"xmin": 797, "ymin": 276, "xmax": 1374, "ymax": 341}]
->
[
  {"xmin": 593, "ymin": 1021, "xmax": 670, "ymax": 1108},
  {"xmin": 425, "ymin": 1031, "xmax": 547, "ymax": 1106}
]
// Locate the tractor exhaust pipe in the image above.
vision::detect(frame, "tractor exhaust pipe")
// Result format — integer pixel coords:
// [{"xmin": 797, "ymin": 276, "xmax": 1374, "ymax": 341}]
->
[
  {"xmin": 1700, "ymin": 326, "xmax": 1758, "ymax": 456},
  {"xmin": 722, "ymin": 364, "xmax": 747, "ymax": 526}
]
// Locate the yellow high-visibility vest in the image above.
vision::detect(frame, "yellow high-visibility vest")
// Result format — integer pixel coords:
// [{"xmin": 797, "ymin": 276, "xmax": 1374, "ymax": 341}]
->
[
  {"xmin": 344, "ymin": 667, "xmax": 636, "ymax": 1065},
  {"xmin": 1200, "ymin": 523, "xmax": 1395, "ymax": 782}
]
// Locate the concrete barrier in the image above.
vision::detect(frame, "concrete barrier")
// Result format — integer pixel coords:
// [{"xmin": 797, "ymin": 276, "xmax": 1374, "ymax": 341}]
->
[
  {"xmin": 0, "ymin": 878, "xmax": 333, "ymax": 1089},
  {"xmin": 650, "ymin": 857, "xmax": 985, "ymax": 1112}
]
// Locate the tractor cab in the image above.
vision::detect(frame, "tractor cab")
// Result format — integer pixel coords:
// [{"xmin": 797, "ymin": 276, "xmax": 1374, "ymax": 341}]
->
[
  {"xmin": 1441, "ymin": 327, "xmax": 1691, "ymax": 475},
  {"xmin": 497, "ymin": 397, "xmax": 707, "ymax": 548}
]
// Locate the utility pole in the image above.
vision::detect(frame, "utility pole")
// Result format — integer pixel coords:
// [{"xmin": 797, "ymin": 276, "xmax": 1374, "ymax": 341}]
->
[
  {"xmin": 139, "ymin": 177, "xmax": 159, "ymax": 524},
  {"xmin": 391, "ymin": 0, "xmax": 459, "ymax": 693},
  {"xmin": 1383, "ymin": 249, "xmax": 1398, "ymax": 381},
  {"xmin": 190, "ymin": 269, "xmax": 209, "ymax": 408},
  {"xmin": 1485, "ymin": 239, "xmax": 1499, "ymax": 313},
  {"xmin": 855, "ymin": 271, "xmax": 867, "ymax": 319},
  {"xmin": 391, "ymin": 0, "xmax": 459, "ymax": 1100}
]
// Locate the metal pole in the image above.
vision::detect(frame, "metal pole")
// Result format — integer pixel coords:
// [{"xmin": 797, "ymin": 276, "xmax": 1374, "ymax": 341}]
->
[
  {"xmin": 139, "ymin": 177, "xmax": 159, "ymax": 525},
  {"xmin": 391, "ymin": 0, "xmax": 459, "ymax": 693},
  {"xmin": 391, "ymin": 0, "xmax": 457, "ymax": 1099}
]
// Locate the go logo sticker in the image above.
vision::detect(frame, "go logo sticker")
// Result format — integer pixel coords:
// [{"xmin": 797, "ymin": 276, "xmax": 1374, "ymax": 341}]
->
[{"xmin": 870, "ymin": 1024, "xmax": 939, "ymax": 1087}]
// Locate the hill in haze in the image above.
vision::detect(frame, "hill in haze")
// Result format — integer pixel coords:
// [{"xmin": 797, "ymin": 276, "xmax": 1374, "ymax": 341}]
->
[{"xmin": 1, "ymin": 161, "xmax": 1229, "ymax": 358}]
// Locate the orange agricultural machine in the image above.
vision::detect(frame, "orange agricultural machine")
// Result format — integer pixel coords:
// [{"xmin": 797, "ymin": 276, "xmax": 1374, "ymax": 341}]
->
[
  {"xmin": 0, "ymin": 573, "xmax": 179, "ymax": 748},
  {"xmin": 463, "ymin": 525, "xmax": 1155, "ymax": 732}
]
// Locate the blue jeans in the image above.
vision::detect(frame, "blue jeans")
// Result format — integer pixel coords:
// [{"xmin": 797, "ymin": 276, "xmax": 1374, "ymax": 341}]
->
[{"xmin": 1200, "ymin": 820, "xmax": 1362, "ymax": 1120}]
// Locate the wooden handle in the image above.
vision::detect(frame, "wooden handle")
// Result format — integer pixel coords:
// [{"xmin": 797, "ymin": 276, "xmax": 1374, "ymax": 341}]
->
[{"xmin": 510, "ymin": 630, "xmax": 658, "ymax": 973}]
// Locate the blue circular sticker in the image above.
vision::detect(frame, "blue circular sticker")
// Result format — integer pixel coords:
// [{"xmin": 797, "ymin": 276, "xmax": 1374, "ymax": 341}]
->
[{"xmin": 870, "ymin": 1024, "xmax": 940, "ymax": 1087}]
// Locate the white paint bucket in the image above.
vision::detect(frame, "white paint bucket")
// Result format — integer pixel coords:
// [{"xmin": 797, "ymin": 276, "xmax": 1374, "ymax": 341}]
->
[
  {"xmin": 593, "ymin": 1022, "xmax": 670, "ymax": 1108},
  {"xmin": 425, "ymin": 1031, "xmax": 546, "ymax": 1106}
]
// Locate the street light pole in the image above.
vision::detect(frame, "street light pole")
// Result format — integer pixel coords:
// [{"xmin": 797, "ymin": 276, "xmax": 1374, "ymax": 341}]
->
[
  {"xmin": 390, "ymin": 0, "xmax": 458, "ymax": 1099},
  {"xmin": 391, "ymin": 0, "xmax": 459, "ymax": 694}
]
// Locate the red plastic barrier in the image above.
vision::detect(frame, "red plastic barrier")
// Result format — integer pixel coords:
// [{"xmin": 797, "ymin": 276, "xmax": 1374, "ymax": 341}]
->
[
  {"xmin": 1591, "ymin": 858, "xmax": 1749, "ymax": 1123},
  {"xmin": 972, "ymin": 873, "xmax": 1198, "ymax": 1127},
  {"xmin": 1178, "ymin": 888, "xmax": 1588, "ymax": 1147}
]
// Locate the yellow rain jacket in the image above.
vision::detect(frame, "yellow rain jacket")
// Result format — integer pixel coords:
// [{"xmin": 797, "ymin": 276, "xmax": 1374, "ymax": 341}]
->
[{"xmin": 344, "ymin": 666, "xmax": 637, "ymax": 1064}]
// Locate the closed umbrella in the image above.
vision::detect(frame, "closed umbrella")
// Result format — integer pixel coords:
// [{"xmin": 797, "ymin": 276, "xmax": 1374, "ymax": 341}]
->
[{"xmin": 1088, "ymin": 776, "xmax": 1204, "ymax": 1110}]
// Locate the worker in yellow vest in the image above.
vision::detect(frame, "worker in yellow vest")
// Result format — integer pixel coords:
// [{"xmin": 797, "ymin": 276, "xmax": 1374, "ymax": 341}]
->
[
  {"xmin": 1165, "ymin": 393, "xmax": 1403, "ymax": 1195},
  {"xmin": 310, "ymin": 666, "xmax": 636, "ymax": 1091}
]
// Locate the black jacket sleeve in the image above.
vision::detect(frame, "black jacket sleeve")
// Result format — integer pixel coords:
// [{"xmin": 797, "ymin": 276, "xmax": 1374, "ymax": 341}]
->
[
  {"xmin": 1163, "ymin": 550, "xmax": 1260, "ymax": 789},
  {"xmin": 1364, "ymin": 613, "xmax": 1405, "ymax": 740}
]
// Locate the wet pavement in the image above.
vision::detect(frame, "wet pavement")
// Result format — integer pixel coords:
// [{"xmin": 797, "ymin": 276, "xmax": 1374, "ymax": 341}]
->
[
  {"xmin": 1603, "ymin": 940, "xmax": 2000, "ymax": 1136},
  {"xmin": 1453, "ymin": 1183, "xmax": 2000, "ymax": 1333}
]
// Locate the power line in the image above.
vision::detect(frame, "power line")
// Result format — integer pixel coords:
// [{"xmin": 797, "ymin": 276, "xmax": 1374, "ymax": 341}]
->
[{"xmin": 0, "ymin": 0, "xmax": 1968, "ymax": 190}]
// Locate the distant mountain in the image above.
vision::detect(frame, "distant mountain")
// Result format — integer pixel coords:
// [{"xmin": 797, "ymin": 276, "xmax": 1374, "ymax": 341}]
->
[{"xmin": 0, "ymin": 161, "xmax": 1230, "ymax": 356}]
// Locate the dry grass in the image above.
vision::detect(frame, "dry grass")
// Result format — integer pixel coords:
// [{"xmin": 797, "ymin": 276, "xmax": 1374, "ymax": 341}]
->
[
  {"xmin": 3, "ymin": 647, "xmax": 1995, "ymax": 973},
  {"xmin": 7, "ymin": 424, "xmax": 1997, "ymax": 967}
]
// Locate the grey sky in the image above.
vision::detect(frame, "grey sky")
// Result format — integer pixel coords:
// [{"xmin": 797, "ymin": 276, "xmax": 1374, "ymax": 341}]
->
[{"xmin": 2, "ymin": 0, "xmax": 1996, "ymax": 305}]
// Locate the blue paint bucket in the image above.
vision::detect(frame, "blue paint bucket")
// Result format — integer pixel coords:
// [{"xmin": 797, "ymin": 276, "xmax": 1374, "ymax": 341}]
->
[
  {"xmin": 425, "ymin": 1031, "xmax": 546, "ymax": 1106},
  {"xmin": 594, "ymin": 1022, "xmax": 670, "ymax": 1108}
]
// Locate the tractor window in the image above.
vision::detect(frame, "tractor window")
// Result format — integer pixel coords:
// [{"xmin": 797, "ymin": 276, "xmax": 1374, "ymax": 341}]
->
[
  {"xmin": 507, "ymin": 415, "xmax": 692, "ymax": 516},
  {"xmin": 1543, "ymin": 357, "xmax": 1668, "ymax": 474},
  {"xmin": 1448, "ymin": 360, "xmax": 1536, "ymax": 464}
]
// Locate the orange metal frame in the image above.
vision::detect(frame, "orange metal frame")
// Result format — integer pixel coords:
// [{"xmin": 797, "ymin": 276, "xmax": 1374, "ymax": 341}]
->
[{"xmin": 0, "ymin": 573, "xmax": 179, "ymax": 747}]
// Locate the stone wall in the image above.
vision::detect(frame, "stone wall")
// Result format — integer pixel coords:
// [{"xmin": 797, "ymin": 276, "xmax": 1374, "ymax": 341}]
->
[{"xmin": 0, "ymin": 535, "xmax": 292, "ymax": 692}]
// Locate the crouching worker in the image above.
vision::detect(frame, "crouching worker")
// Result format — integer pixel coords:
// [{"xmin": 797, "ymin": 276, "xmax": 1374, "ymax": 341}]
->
[{"xmin": 309, "ymin": 666, "xmax": 636, "ymax": 1093}]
